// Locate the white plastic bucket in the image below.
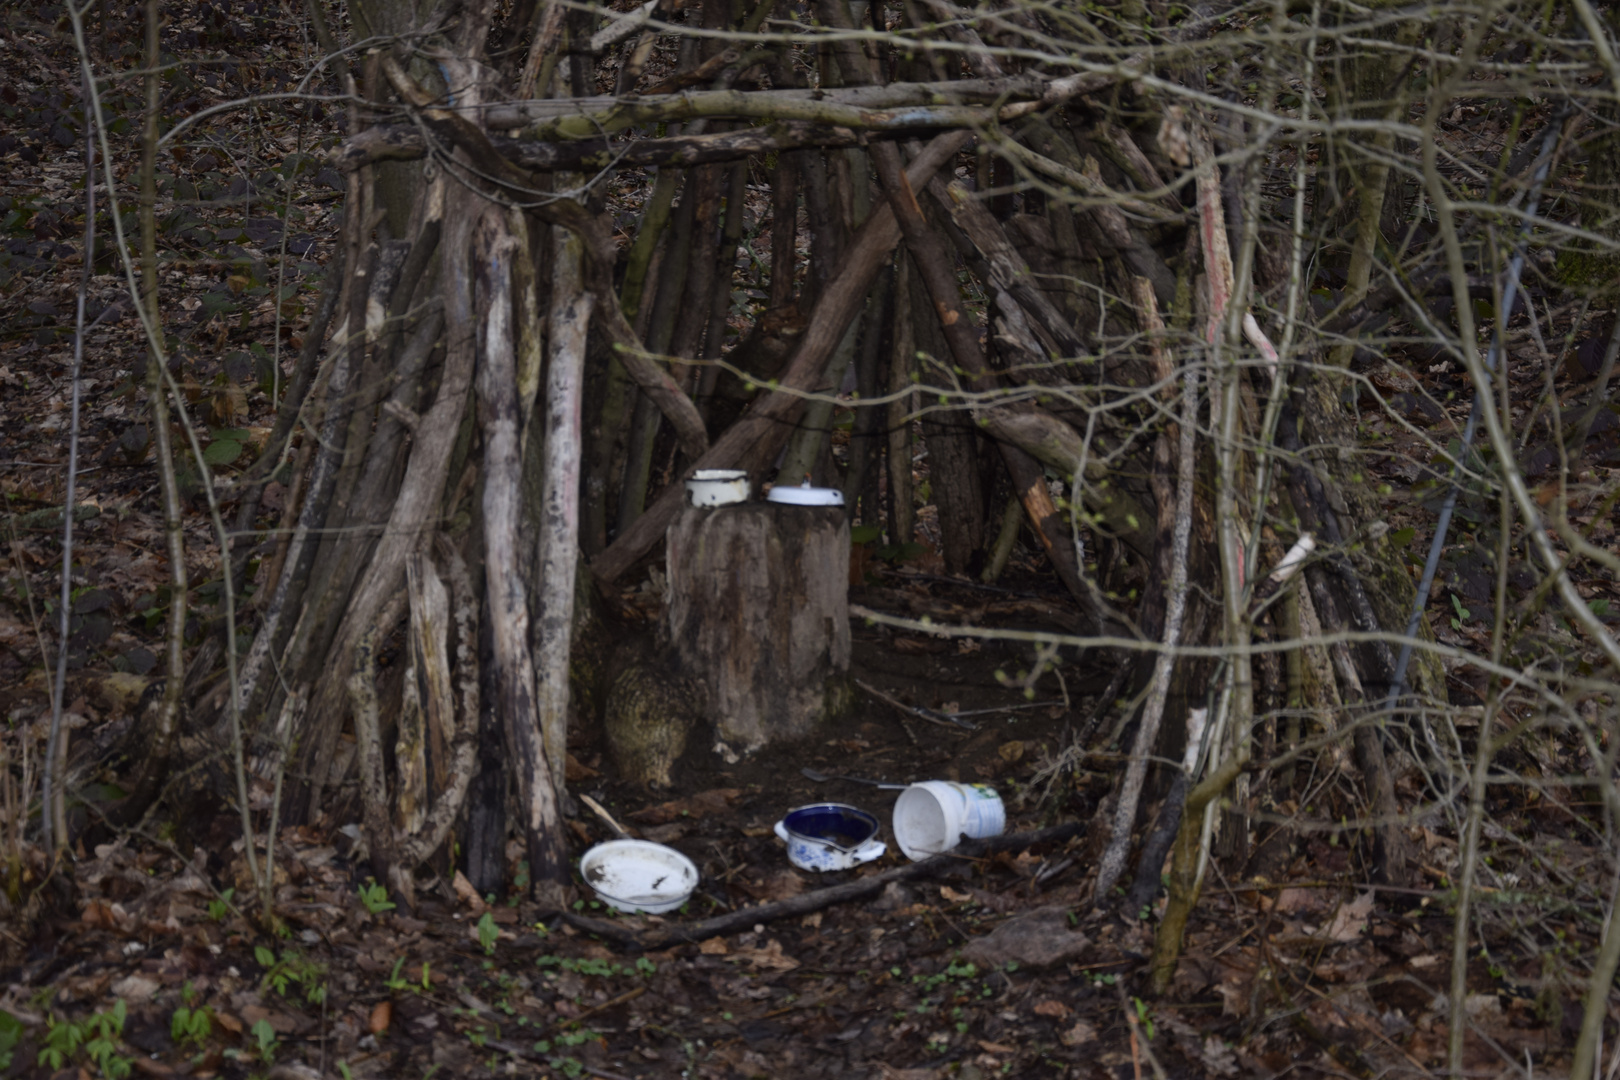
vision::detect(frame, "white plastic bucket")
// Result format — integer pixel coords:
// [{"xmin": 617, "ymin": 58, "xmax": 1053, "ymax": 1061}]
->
[{"xmin": 892, "ymin": 781, "xmax": 1005, "ymax": 861}]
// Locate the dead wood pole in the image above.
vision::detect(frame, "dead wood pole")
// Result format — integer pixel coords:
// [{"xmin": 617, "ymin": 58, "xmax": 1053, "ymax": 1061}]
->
[
  {"xmin": 118, "ymin": 0, "xmax": 187, "ymax": 826},
  {"xmin": 695, "ymin": 160, "xmax": 752, "ymax": 414},
  {"xmin": 920, "ymin": 174, "xmax": 1155, "ymax": 564},
  {"xmin": 396, "ymin": 546, "xmax": 482, "ymax": 869},
  {"xmin": 1274, "ymin": 397, "xmax": 1411, "ymax": 889},
  {"xmin": 886, "ymin": 254, "xmax": 917, "ymax": 546},
  {"xmin": 43, "ymin": 84, "xmax": 97, "ymax": 855},
  {"xmin": 1148, "ymin": 751, "xmax": 1247, "ymax": 995},
  {"xmin": 867, "ymin": 140, "xmax": 1096, "ymax": 621},
  {"xmin": 1092, "ymin": 363, "xmax": 1199, "ymax": 907},
  {"xmin": 395, "ymin": 559, "xmax": 439, "ymax": 836},
  {"xmin": 475, "ymin": 208, "xmax": 570, "ymax": 896},
  {"xmin": 669, "ymin": 160, "xmax": 726, "ymax": 388},
  {"xmin": 228, "ymin": 269, "xmax": 341, "ymax": 585},
  {"xmin": 842, "ymin": 268, "xmax": 893, "ymax": 515},
  {"xmin": 283, "ymin": 190, "xmax": 475, "ymax": 823},
  {"xmin": 909, "ymin": 255, "xmax": 987, "ymax": 574},
  {"xmin": 778, "ymin": 172, "xmax": 864, "ymax": 483},
  {"xmin": 591, "ymin": 130, "xmax": 972, "ymax": 583},
  {"xmin": 239, "ymin": 74, "xmax": 385, "ymax": 817},
  {"xmin": 615, "ymin": 30, "xmax": 721, "ymax": 534},
  {"xmin": 232, "ymin": 183, "xmax": 363, "ymax": 732},
  {"xmin": 533, "ymin": 232, "xmax": 595, "ymax": 797},
  {"xmin": 611, "ymin": 152, "xmax": 690, "ymax": 535},
  {"xmin": 618, "ymin": 174, "xmax": 696, "ymax": 532},
  {"xmin": 349, "ymin": 594, "xmax": 408, "ymax": 905}
]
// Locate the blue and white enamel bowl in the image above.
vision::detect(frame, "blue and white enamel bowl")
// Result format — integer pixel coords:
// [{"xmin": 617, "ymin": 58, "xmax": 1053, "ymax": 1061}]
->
[{"xmin": 773, "ymin": 803, "xmax": 886, "ymax": 872}]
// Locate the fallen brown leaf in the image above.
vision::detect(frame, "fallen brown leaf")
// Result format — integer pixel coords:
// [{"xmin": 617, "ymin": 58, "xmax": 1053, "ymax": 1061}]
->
[
  {"xmin": 1061, "ymin": 1019, "xmax": 1098, "ymax": 1047},
  {"xmin": 1324, "ymin": 890, "xmax": 1374, "ymax": 942},
  {"xmin": 369, "ymin": 999, "xmax": 392, "ymax": 1034},
  {"xmin": 628, "ymin": 788, "xmax": 743, "ymax": 824},
  {"xmin": 452, "ymin": 870, "xmax": 487, "ymax": 914},
  {"xmin": 725, "ymin": 939, "xmax": 799, "ymax": 971}
]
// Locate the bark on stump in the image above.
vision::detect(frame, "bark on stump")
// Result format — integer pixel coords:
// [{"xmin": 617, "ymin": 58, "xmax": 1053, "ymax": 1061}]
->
[{"xmin": 666, "ymin": 502, "xmax": 852, "ymax": 751}]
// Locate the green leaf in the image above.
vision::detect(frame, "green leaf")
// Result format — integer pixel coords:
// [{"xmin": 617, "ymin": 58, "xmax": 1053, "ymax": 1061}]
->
[
  {"xmin": 1390, "ymin": 526, "xmax": 1415, "ymax": 547},
  {"xmin": 850, "ymin": 524, "xmax": 882, "ymax": 545},
  {"xmin": 0, "ymin": 1009, "xmax": 22, "ymax": 1070},
  {"xmin": 202, "ymin": 440, "xmax": 243, "ymax": 466}
]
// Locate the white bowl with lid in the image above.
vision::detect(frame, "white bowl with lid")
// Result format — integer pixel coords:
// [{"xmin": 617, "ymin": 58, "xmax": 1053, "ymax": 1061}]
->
[{"xmin": 767, "ymin": 481, "xmax": 844, "ymax": 507}]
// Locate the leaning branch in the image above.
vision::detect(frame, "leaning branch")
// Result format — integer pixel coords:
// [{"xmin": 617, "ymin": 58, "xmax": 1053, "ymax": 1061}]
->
[
  {"xmin": 333, "ymin": 121, "xmax": 865, "ymax": 173},
  {"xmin": 479, "ymin": 72, "xmax": 1126, "ymax": 130}
]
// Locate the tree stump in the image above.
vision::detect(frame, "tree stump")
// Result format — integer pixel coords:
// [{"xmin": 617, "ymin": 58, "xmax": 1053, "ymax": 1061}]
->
[{"xmin": 666, "ymin": 502, "xmax": 852, "ymax": 751}]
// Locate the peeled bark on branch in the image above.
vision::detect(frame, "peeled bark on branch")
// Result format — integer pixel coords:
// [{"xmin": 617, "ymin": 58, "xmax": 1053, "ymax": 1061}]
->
[
  {"xmin": 532, "ymin": 233, "xmax": 595, "ymax": 796},
  {"xmin": 474, "ymin": 209, "xmax": 568, "ymax": 897},
  {"xmin": 480, "ymin": 71, "xmax": 1133, "ymax": 132}
]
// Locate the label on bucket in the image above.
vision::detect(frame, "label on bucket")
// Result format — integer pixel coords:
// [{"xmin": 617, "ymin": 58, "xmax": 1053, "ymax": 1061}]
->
[{"xmin": 961, "ymin": 784, "xmax": 1005, "ymax": 839}]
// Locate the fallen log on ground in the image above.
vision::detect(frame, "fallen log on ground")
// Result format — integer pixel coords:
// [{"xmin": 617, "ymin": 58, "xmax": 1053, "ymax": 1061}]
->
[{"xmin": 556, "ymin": 820, "xmax": 1086, "ymax": 948}]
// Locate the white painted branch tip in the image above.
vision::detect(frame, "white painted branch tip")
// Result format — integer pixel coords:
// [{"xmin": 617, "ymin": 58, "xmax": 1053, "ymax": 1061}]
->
[
  {"xmin": 1242, "ymin": 311, "xmax": 1279, "ymax": 377},
  {"xmin": 1267, "ymin": 534, "xmax": 1314, "ymax": 586},
  {"xmin": 1182, "ymin": 707, "xmax": 1208, "ymax": 772}
]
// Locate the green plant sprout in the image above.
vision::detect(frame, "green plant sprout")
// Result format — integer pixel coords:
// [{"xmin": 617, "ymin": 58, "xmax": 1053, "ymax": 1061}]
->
[
  {"xmin": 39, "ymin": 999, "xmax": 131, "ymax": 1079},
  {"xmin": 170, "ymin": 983, "xmax": 212, "ymax": 1050},
  {"xmin": 1133, "ymin": 997, "xmax": 1155, "ymax": 1040},
  {"xmin": 256, "ymin": 946, "xmax": 328, "ymax": 1005},
  {"xmin": 358, "ymin": 879, "xmax": 396, "ymax": 914},
  {"xmin": 477, "ymin": 911, "xmax": 500, "ymax": 955},
  {"xmin": 207, "ymin": 888, "xmax": 234, "ymax": 921}
]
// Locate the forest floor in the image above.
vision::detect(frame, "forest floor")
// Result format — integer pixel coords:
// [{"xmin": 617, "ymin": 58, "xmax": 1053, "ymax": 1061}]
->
[{"xmin": 3, "ymin": 4, "xmax": 1620, "ymax": 1079}]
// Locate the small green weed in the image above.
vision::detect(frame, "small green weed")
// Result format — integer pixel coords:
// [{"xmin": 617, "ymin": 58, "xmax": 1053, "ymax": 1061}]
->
[
  {"xmin": 207, "ymin": 888, "xmax": 234, "ymax": 921},
  {"xmin": 538, "ymin": 955, "xmax": 625, "ymax": 977},
  {"xmin": 170, "ymin": 984, "xmax": 212, "ymax": 1049},
  {"xmin": 1133, "ymin": 996, "xmax": 1155, "ymax": 1040},
  {"xmin": 358, "ymin": 879, "xmax": 396, "ymax": 914},
  {"xmin": 39, "ymin": 999, "xmax": 132, "ymax": 1079},
  {"xmin": 0, "ymin": 1010, "xmax": 20, "ymax": 1070},
  {"xmin": 249, "ymin": 1018, "xmax": 278, "ymax": 1063},
  {"xmin": 256, "ymin": 946, "xmax": 328, "ymax": 1005},
  {"xmin": 477, "ymin": 911, "xmax": 499, "ymax": 955}
]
